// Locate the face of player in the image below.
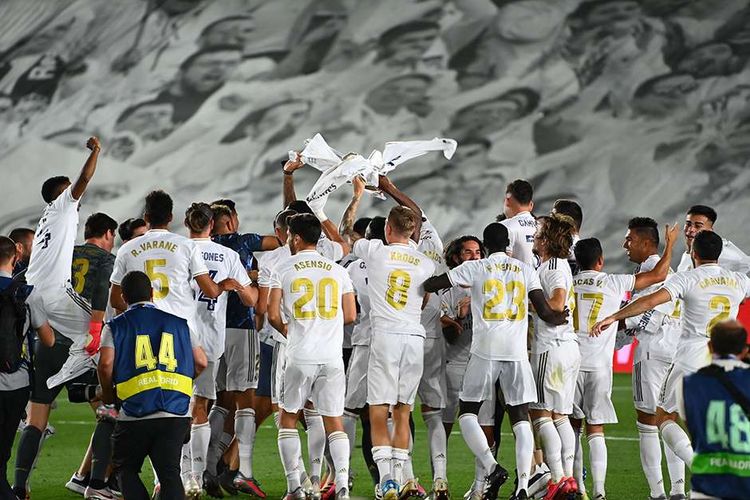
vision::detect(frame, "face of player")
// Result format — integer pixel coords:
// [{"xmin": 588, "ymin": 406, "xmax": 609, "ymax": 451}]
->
[
  {"xmin": 677, "ymin": 43, "xmax": 733, "ymax": 78},
  {"xmin": 385, "ymin": 28, "xmax": 439, "ymax": 64},
  {"xmin": 684, "ymin": 213, "xmax": 713, "ymax": 246},
  {"xmin": 131, "ymin": 224, "xmax": 147, "ymax": 239},
  {"xmin": 459, "ymin": 240, "xmax": 482, "ymax": 263},
  {"xmin": 288, "ymin": 230, "xmax": 300, "ymax": 254},
  {"xmin": 202, "ymin": 19, "xmax": 256, "ymax": 48},
  {"xmin": 182, "ymin": 51, "xmax": 241, "ymax": 93},
  {"xmin": 15, "ymin": 235, "xmax": 33, "ymax": 263},
  {"xmin": 367, "ymin": 77, "xmax": 430, "ymax": 115},
  {"xmin": 623, "ymin": 229, "xmax": 650, "ymax": 264},
  {"xmin": 116, "ymin": 103, "xmax": 175, "ymax": 141}
]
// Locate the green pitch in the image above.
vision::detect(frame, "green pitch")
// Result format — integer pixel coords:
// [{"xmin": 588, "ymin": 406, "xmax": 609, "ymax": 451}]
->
[{"xmin": 12, "ymin": 374, "xmax": 682, "ymax": 498}]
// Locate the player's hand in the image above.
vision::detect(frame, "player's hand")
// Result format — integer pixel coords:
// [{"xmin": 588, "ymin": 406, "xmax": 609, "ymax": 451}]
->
[
  {"xmin": 444, "ymin": 317, "xmax": 463, "ymax": 335},
  {"xmin": 458, "ymin": 297, "xmax": 471, "ymax": 319},
  {"xmin": 664, "ymin": 223, "xmax": 679, "ymax": 248},
  {"xmin": 377, "ymin": 174, "xmax": 394, "ymax": 190},
  {"xmin": 352, "ymin": 176, "xmax": 365, "ymax": 198},
  {"xmin": 548, "ymin": 306, "xmax": 569, "ymax": 326},
  {"xmin": 86, "ymin": 136, "xmax": 101, "ymax": 152},
  {"xmin": 283, "ymin": 153, "xmax": 304, "ymax": 173},
  {"xmin": 219, "ymin": 278, "xmax": 244, "ymax": 292},
  {"xmin": 591, "ymin": 316, "xmax": 616, "ymax": 337}
]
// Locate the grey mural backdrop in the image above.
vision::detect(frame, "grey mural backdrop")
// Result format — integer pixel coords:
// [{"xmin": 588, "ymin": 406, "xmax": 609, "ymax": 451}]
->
[{"xmin": 1, "ymin": 0, "xmax": 750, "ymax": 269}]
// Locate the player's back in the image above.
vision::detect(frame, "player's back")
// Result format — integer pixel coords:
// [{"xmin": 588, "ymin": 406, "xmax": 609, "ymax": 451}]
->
[
  {"xmin": 500, "ymin": 211, "xmax": 537, "ymax": 267},
  {"xmin": 347, "ymin": 258, "xmax": 371, "ymax": 346},
  {"xmin": 353, "ymin": 239, "xmax": 435, "ymax": 337},
  {"xmin": 258, "ymin": 245, "xmax": 292, "ymax": 344},
  {"xmin": 274, "ymin": 250, "xmax": 352, "ymax": 364},
  {"xmin": 212, "ymin": 232, "xmax": 261, "ymax": 330},
  {"xmin": 72, "ymin": 243, "xmax": 115, "ymax": 309},
  {"xmin": 532, "ymin": 257, "xmax": 576, "ymax": 353},
  {"xmin": 113, "ymin": 229, "xmax": 205, "ymax": 321},
  {"xmin": 573, "ymin": 270, "xmax": 634, "ymax": 371}
]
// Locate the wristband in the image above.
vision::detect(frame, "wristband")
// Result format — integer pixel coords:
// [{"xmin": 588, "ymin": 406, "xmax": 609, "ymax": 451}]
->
[{"xmin": 312, "ymin": 207, "xmax": 328, "ymax": 223}]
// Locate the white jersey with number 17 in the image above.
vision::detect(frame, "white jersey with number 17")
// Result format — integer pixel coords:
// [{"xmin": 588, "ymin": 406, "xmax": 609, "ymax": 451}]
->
[{"xmin": 352, "ymin": 239, "xmax": 435, "ymax": 337}]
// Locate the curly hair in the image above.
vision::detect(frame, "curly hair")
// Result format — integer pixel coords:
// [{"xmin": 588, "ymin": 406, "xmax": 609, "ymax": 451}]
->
[
  {"xmin": 444, "ymin": 235, "xmax": 485, "ymax": 269},
  {"xmin": 536, "ymin": 213, "xmax": 576, "ymax": 259}
]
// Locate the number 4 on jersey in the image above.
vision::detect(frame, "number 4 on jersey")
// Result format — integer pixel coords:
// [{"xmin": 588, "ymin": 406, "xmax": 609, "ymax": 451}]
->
[{"xmin": 198, "ymin": 270, "xmax": 219, "ymax": 311}]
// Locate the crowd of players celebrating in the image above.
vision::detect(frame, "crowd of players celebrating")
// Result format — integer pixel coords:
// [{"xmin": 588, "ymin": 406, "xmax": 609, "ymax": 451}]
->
[{"xmin": 1, "ymin": 136, "xmax": 749, "ymax": 500}]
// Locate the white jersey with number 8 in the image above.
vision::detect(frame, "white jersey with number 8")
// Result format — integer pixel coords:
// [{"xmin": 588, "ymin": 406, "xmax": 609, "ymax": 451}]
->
[
  {"xmin": 352, "ymin": 239, "xmax": 435, "ymax": 337},
  {"xmin": 110, "ymin": 229, "xmax": 209, "ymax": 322},
  {"xmin": 270, "ymin": 249, "xmax": 353, "ymax": 364},
  {"xmin": 447, "ymin": 251, "xmax": 541, "ymax": 361}
]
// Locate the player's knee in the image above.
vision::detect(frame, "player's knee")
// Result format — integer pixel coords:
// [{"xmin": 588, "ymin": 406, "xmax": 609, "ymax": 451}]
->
[
  {"xmin": 506, "ymin": 403, "xmax": 529, "ymax": 424},
  {"xmin": 458, "ymin": 400, "xmax": 481, "ymax": 416}
]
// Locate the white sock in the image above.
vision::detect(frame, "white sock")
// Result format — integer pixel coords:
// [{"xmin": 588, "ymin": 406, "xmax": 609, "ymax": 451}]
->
[
  {"xmin": 372, "ymin": 445, "xmax": 393, "ymax": 486},
  {"xmin": 660, "ymin": 421, "xmax": 693, "ymax": 468},
  {"xmin": 423, "ymin": 410, "xmax": 447, "ymax": 481},
  {"xmin": 554, "ymin": 417, "xmax": 576, "ymax": 477},
  {"xmin": 664, "ymin": 436, "xmax": 686, "ymax": 495},
  {"xmin": 534, "ymin": 417, "xmax": 563, "ymax": 481},
  {"xmin": 278, "ymin": 429, "xmax": 302, "ymax": 492},
  {"xmin": 392, "ymin": 448, "xmax": 409, "ymax": 485},
  {"xmin": 573, "ymin": 426, "xmax": 585, "ymax": 493},
  {"xmin": 304, "ymin": 409, "xmax": 326, "ymax": 479},
  {"xmin": 587, "ymin": 433, "xmax": 607, "ymax": 498},
  {"xmin": 403, "ymin": 432, "xmax": 414, "ymax": 482},
  {"xmin": 181, "ymin": 442, "xmax": 192, "ymax": 483},
  {"xmin": 206, "ymin": 405, "xmax": 228, "ymax": 475},
  {"xmin": 328, "ymin": 431, "xmax": 350, "ymax": 492},
  {"xmin": 459, "ymin": 413, "xmax": 497, "ymax": 472},
  {"xmin": 343, "ymin": 411, "xmax": 358, "ymax": 458},
  {"xmin": 473, "ymin": 457, "xmax": 485, "ymax": 492},
  {"xmin": 191, "ymin": 422, "xmax": 211, "ymax": 481},
  {"xmin": 637, "ymin": 421, "xmax": 665, "ymax": 498},
  {"xmin": 512, "ymin": 421, "xmax": 534, "ymax": 494},
  {"xmin": 236, "ymin": 408, "xmax": 256, "ymax": 478}
]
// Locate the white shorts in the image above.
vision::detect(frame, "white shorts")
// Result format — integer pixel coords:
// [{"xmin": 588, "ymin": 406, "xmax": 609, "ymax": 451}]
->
[
  {"xmin": 658, "ymin": 362, "xmax": 704, "ymax": 414},
  {"xmin": 28, "ymin": 286, "xmax": 90, "ymax": 345},
  {"xmin": 216, "ymin": 328, "xmax": 259, "ymax": 393},
  {"xmin": 530, "ymin": 342, "xmax": 581, "ymax": 414},
  {"xmin": 443, "ymin": 361, "xmax": 495, "ymax": 425},
  {"xmin": 194, "ymin": 360, "xmax": 219, "ymax": 400},
  {"xmin": 271, "ymin": 342, "xmax": 287, "ymax": 405},
  {"xmin": 417, "ymin": 337, "xmax": 446, "ymax": 409},
  {"xmin": 367, "ymin": 333, "xmax": 424, "ymax": 406},
  {"xmin": 280, "ymin": 360, "xmax": 346, "ymax": 417},
  {"xmin": 632, "ymin": 357, "xmax": 671, "ymax": 414},
  {"xmin": 345, "ymin": 345, "xmax": 369, "ymax": 410},
  {"xmin": 460, "ymin": 355, "xmax": 536, "ymax": 407},
  {"xmin": 572, "ymin": 369, "xmax": 617, "ymax": 425}
]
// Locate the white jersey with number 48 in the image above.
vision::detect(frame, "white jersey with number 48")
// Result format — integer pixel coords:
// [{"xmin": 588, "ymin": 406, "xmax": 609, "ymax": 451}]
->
[{"xmin": 352, "ymin": 239, "xmax": 435, "ymax": 337}]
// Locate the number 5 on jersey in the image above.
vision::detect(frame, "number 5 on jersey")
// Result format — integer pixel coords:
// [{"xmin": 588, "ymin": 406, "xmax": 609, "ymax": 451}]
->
[{"xmin": 145, "ymin": 259, "xmax": 169, "ymax": 299}]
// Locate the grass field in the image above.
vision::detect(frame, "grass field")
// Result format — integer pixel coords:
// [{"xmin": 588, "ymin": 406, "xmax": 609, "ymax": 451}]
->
[{"xmin": 12, "ymin": 373, "xmax": 683, "ymax": 499}]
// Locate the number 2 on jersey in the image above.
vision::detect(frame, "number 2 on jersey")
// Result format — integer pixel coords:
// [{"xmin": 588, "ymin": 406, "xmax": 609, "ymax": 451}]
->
[
  {"xmin": 707, "ymin": 295, "xmax": 731, "ymax": 333},
  {"xmin": 385, "ymin": 270, "xmax": 411, "ymax": 310},
  {"xmin": 482, "ymin": 280, "xmax": 526, "ymax": 321},
  {"xmin": 145, "ymin": 259, "xmax": 169, "ymax": 299},
  {"xmin": 292, "ymin": 277, "xmax": 339, "ymax": 319},
  {"xmin": 135, "ymin": 333, "xmax": 178, "ymax": 372}
]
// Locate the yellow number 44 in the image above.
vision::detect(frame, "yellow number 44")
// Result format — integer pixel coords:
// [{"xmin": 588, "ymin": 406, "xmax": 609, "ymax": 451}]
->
[{"xmin": 135, "ymin": 333, "xmax": 178, "ymax": 372}]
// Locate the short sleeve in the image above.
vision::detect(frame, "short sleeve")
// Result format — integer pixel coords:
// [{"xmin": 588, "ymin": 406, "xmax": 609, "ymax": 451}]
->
[
  {"xmin": 741, "ymin": 274, "xmax": 750, "ymax": 298},
  {"xmin": 340, "ymin": 270, "xmax": 354, "ymax": 294},
  {"xmin": 100, "ymin": 324, "xmax": 114, "ymax": 349},
  {"xmin": 268, "ymin": 269, "xmax": 282, "ymax": 290},
  {"xmin": 188, "ymin": 325, "xmax": 202, "ymax": 348},
  {"xmin": 352, "ymin": 238, "xmax": 380, "ymax": 262},
  {"xmin": 240, "ymin": 232, "xmax": 264, "ymax": 253},
  {"xmin": 92, "ymin": 255, "xmax": 115, "ymax": 311},
  {"xmin": 51, "ymin": 185, "xmax": 78, "ymax": 211},
  {"xmin": 189, "ymin": 244, "xmax": 209, "ymax": 278},
  {"xmin": 613, "ymin": 274, "xmax": 636, "ymax": 298},
  {"xmin": 661, "ymin": 271, "xmax": 689, "ymax": 302},
  {"xmin": 500, "ymin": 219, "xmax": 515, "ymax": 254},
  {"xmin": 230, "ymin": 253, "xmax": 252, "ymax": 287},
  {"xmin": 448, "ymin": 261, "xmax": 475, "ymax": 287},
  {"xmin": 524, "ymin": 265, "xmax": 542, "ymax": 292},
  {"xmin": 317, "ymin": 236, "xmax": 344, "ymax": 262},
  {"xmin": 257, "ymin": 254, "xmax": 273, "ymax": 288},
  {"xmin": 542, "ymin": 266, "xmax": 567, "ymax": 294},
  {"xmin": 110, "ymin": 250, "xmax": 126, "ymax": 285},
  {"xmin": 28, "ymin": 293, "xmax": 48, "ymax": 329}
]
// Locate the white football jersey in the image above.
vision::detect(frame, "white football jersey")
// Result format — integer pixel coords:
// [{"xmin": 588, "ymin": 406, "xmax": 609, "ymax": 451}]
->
[
  {"xmin": 418, "ymin": 219, "xmax": 445, "ymax": 339},
  {"xmin": 191, "ymin": 239, "xmax": 252, "ymax": 361},
  {"xmin": 110, "ymin": 229, "xmax": 208, "ymax": 322},
  {"xmin": 500, "ymin": 211, "xmax": 537, "ymax": 267},
  {"xmin": 677, "ymin": 239, "xmax": 750, "ymax": 275},
  {"xmin": 26, "ymin": 186, "xmax": 79, "ymax": 289},
  {"xmin": 258, "ymin": 245, "xmax": 293, "ymax": 344},
  {"xmin": 572, "ymin": 270, "xmax": 635, "ymax": 371},
  {"xmin": 661, "ymin": 263, "xmax": 750, "ymax": 369},
  {"xmin": 352, "ymin": 239, "xmax": 436, "ymax": 337},
  {"xmin": 347, "ymin": 258, "xmax": 371, "ymax": 346},
  {"xmin": 448, "ymin": 252, "xmax": 541, "ymax": 361},
  {"xmin": 531, "ymin": 258, "xmax": 576, "ymax": 354},
  {"xmin": 270, "ymin": 249, "xmax": 353, "ymax": 364},
  {"xmin": 440, "ymin": 285, "xmax": 473, "ymax": 364}
]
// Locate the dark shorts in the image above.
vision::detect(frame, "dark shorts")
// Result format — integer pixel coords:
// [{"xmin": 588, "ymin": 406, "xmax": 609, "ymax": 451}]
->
[
  {"xmin": 256, "ymin": 342, "xmax": 273, "ymax": 398},
  {"xmin": 31, "ymin": 332, "xmax": 97, "ymax": 405}
]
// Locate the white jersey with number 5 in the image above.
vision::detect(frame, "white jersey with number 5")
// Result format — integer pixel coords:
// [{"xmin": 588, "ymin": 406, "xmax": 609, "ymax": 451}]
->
[
  {"xmin": 26, "ymin": 186, "xmax": 80, "ymax": 289},
  {"xmin": 270, "ymin": 249, "xmax": 353, "ymax": 364},
  {"xmin": 572, "ymin": 270, "xmax": 635, "ymax": 371},
  {"xmin": 447, "ymin": 251, "xmax": 541, "ymax": 361},
  {"xmin": 531, "ymin": 258, "xmax": 576, "ymax": 354},
  {"xmin": 110, "ymin": 229, "xmax": 209, "ymax": 322},
  {"xmin": 661, "ymin": 263, "xmax": 750, "ymax": 370},
  {"xmin": 353, "ymin": 239, "xmax": 435, "ymax": 337},
  {"xmin": 191, "ymin": 239, "xmax": 252, "ymax": 361}
]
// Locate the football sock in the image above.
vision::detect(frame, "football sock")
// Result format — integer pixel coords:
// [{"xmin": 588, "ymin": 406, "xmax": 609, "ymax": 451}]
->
[
  {"xmin": 660, "ymin": 421, "xmax": 693, "ymax": 468},
  {"xmin": 278, "ymin": 429, "xmax": 302, "ymax": 492},
  {"xmin": 372, "ymin": 445, "xmax": 393, "ymax": 486},
  {"xmin": 191, "ymin": 422, "xmax": 211, "ymax": 480},
  {"xmin": 14, "ymin": 425, "xmax": 43, "ymax": 493},
  {"xmin": 328, "ymin": 432, "xmax": 350, "ymax": 493},
  {"xmin": 588, "ymin": 433, "xmax": 607, "ymax": 498},
  {"xmin": 423, "ymin": 410, "xmax": 447, "ymax": 481},
  {"xmin": 236, "ymin": 408, "xmax": 256, "ymax": 478},
  {"xmin": 343, "ymin": 411, "xmax": 357, "ymax": 457},
  {"xmin": 664, "ymin": 437, "xmax": 686, "ymax": 496},
  {"xmin": 206, "ymin": 405, "xmax": 228, "ymax": 476},
  {"xmin": 554, "ymin": 416, "xmax": 576, "ymax": 477},
  {"xmin": 533, "ymin": 417, "xmax": 563, "ymax": 481},
  {"xmin": 391, "ymin": 448, "xmax": 409, "ymax": 485},
  {"xmin": 181, "ymin": 442, "xmax": 192, "ymax": 483},
  {"xmin": 303, "ymin": 408, "xmax": 325, "ymax": 479},
  {"xmin": 90, "ymin": 420, "xmax": 114, "ymax": 487},
  {"xmin": 513, "ymin": 421, "xmax": 534, "ymax": 494},
  {"xmin": 473, "ymin": 457, "xmax": 485, "ymax": 492},
  {"xmin": 637, "ymin": 421, "xmax": 665, "ymax": 498},
  {"xmin": 459, "ymin": 413, "xmax": 496, "ymax": 472},
  {"xmin": 573, "ymin": 426, "xmax": 585, "ymax": 494}
]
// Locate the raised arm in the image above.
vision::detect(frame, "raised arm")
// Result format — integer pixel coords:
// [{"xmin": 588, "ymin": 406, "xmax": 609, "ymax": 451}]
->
[
  {"xmin": 633, "ymin": 224, "xmax": 679, "ymax": 290},
  {"xmin": 378, "ymin": 175, "xmax": 423, "ymax": 243},
  {"xmin": 592, "ymin": 288, "xmax": 672, "ymax": 336},
  {"xmin": 321, "ymin": 219, "xmax": 350, "ymax": 257},
  {"xmin": 282, "ymin": 156, "xmax": 304, "ymax": 208},
  {"xmin": 260, "ymin": 235, "xmax": 282, "ymax": 251},
  {"xmin": 529, "ymin": 289, "xmax": 568, "ymax": 325},
  {"xmin": 71, "ymin": 137, "xmax": 102, "ymax": 200},
  {"xmin": 339, "ymin": 176, "xmax": 365, "ymax": 245}
]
